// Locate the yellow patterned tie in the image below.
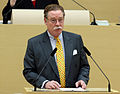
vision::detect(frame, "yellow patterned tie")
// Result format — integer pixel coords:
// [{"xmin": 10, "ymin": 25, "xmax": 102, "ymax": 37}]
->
[{"xmin": 55, "ymin": 37, "xmax": 66, "ymax": 88}]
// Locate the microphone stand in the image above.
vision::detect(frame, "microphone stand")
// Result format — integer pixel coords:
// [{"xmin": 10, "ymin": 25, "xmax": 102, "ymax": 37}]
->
[
  {"xmin": 89, "ymin": 55, "xmax": 111, "ymax": 92},
  {"xmin": 83, "ymin": 46, "xmax": 111, "ymax": 92},
  {"xmin": 72, "ymin": 0, "xmax": 97, "ymax": 25},
  {"xmin": 34, "ymin": 48, "xmax": 57, "ymax": 91},
  {"xmin": 34, "ymin": 56, "xmax": 52, "ymax": 91}
]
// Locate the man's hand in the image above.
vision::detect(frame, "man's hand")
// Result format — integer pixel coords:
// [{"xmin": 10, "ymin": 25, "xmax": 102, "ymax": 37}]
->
[
  {"xmin": 10, "ymin": 0, "xmax": 16, "ymax": 7},
  {"xmin": 45, "ymin": 80, "xmax": 61, "ymax": 89},
  {"xmin": 75, "ymin": 80, "xmax": 87, "ymax": 89}
]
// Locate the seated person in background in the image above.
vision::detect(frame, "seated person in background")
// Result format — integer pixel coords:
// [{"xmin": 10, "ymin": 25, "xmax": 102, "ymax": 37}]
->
[
  {"xmin": 2, "ymin": 0, "xmax": 59, "ymax": 22},
  {"xmin": 23, "ymin": 4, "xmax": 90, "ymax": 89}
]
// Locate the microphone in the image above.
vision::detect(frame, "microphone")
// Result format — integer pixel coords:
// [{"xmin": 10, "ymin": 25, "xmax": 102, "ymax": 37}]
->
[
  {"xmin": 83, "ymin": 46, "xmax": 111, "ymax": 92},
  {"xmin": 34, "ymin": 48, "xmax": 57, "ymax": 91},
  {"xmin": 72, "ymin": 0, "xmax": 97, "ymax": 25},
  {"xmin": 3, "ymin": 0, "xmax": 24, "ymax": 24}
]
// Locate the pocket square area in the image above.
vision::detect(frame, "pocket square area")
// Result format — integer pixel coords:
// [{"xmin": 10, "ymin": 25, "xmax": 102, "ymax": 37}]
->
[{"xmin": 73, "ymin": 49, "xmax": 77, "ymax": 55}]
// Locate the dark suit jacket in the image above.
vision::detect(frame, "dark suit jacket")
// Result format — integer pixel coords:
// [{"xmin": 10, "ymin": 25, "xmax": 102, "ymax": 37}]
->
[
  {"xmin": 23, "ymin": 31, "xmax": 90, "ymax": 88},
  {"xmin": 2, "ymin": 0, "xmax": 59, "ymax": 20}
]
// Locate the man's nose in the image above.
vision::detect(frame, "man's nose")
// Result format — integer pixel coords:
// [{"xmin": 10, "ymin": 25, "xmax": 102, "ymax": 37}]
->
[{"xmin": 56, "ymin": 20, "xmax": 60, "ymax": 25}]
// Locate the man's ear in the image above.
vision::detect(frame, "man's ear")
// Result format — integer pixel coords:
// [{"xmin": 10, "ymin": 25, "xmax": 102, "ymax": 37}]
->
[{"xmin": 44, "ymin": 18, "xmax": 47, "ymax": 25}]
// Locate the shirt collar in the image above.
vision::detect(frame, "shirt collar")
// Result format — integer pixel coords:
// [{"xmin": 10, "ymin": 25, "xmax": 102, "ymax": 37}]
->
[{"xmin": 47, "ymin": 31, "xmax": 63, "ymax": 40}]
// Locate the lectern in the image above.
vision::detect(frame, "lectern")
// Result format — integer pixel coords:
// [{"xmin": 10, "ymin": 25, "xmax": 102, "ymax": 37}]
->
[{"xmin": 24, "ymin": 87, "xmax": 119, "ymax": 94}]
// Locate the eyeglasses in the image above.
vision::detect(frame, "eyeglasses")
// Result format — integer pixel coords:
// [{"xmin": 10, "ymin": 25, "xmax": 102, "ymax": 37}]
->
[{"xmin": 47, "ymin": 18, "xmax": 64, "ymax": 24}]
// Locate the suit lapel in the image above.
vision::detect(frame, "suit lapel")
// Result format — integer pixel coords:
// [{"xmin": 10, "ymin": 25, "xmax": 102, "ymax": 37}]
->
[
  {"xmin": 62, "ymin": 31, "xmax": 73, "ymax": 80},
  {"xmin": 40, "ymin": 31, "xmax": 59, "ymax": 78},
  {"xmin": 40, "ymin": 31, "xmax": 73, "ymax": 81}
]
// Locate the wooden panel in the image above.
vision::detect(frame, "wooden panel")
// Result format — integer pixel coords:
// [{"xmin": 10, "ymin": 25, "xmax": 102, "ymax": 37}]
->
[{"xmin": 0, "ymin": 24, "xmax": 120, "ymax": 94}]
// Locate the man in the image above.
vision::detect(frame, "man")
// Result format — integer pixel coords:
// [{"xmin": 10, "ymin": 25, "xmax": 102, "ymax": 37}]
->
[
  {"xmin": 2, "ymin": 0, "xmax": 59, "ymax": 23},
  {"xmin": 23, "ymin": 4, "xmax": 90, "ymax": 89}
]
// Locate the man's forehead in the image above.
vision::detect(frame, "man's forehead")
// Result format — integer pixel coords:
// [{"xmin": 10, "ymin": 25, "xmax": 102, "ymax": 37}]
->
[{"xmin": 47, "ymin": 10, "xmax": 63, "ymax": 17}]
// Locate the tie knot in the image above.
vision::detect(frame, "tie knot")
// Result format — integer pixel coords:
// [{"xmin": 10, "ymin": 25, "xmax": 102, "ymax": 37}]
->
[{"xmin": 55, "ymin": 37, "xmax": 60, "ymax": 41}]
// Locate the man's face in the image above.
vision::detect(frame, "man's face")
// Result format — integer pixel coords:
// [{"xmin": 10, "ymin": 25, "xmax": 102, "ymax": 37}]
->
[{"xmin": 44, "ymin": 10, "xmax": 64, "ymax": 37}]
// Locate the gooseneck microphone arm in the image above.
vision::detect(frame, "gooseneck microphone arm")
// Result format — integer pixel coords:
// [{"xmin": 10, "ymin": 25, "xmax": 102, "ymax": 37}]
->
[
  {"xmin": 72, "ymin": 0, "xmax": 97, "ymax": 25},
  {"xmin": 83, "ymin": 46, "xmax": 111, "ymax": 92},
  {"xmin": 34, "ymin": 48, "xmax": 57, "ymax": 91}
]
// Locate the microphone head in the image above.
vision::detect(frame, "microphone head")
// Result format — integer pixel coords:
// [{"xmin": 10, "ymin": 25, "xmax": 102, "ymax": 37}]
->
[
  {"xmin": 83, "ymin": 46, "xmax": 91, "ymax": 56},
  {"xmin": 50, "ymin": 48, "xmax": 57, "ymax": 57}
]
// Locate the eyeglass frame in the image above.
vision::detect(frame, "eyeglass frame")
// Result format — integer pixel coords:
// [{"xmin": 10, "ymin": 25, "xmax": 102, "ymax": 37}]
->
[{"xmin": 46, "ymin": 17, "xmax": 64, "ymax": 24}]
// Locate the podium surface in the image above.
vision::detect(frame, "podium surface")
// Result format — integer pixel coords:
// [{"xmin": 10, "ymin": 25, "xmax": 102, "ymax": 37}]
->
[{"xmin": 24, "ymin": 87, "xmax": 119, "ymax": 94}]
